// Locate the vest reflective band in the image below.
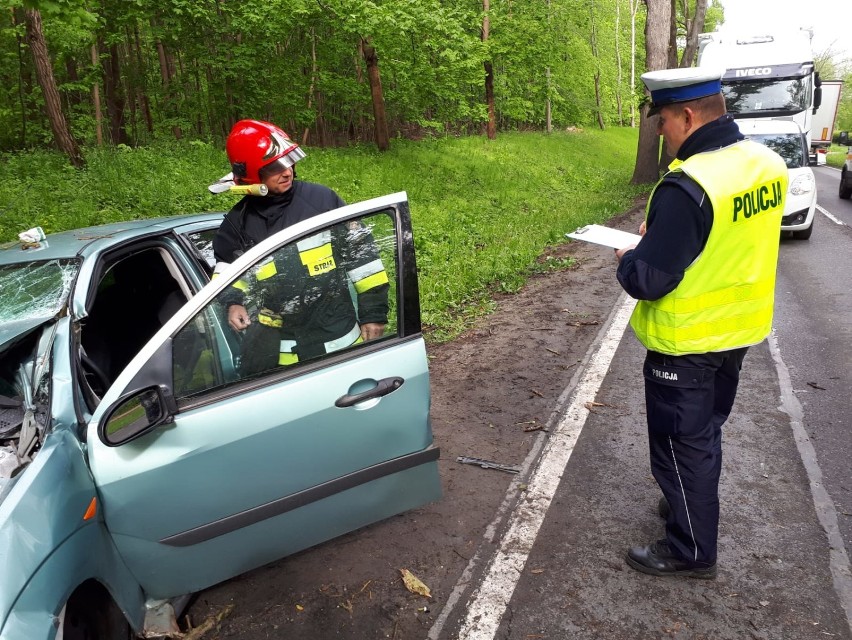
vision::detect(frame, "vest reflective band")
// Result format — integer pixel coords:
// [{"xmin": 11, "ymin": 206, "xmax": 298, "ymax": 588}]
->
[
  {"xmin": 298, "ymin": 230, "xmax": 336, "ymax": 276},
  {"xmin": 347, "ymin": 258, "xmax": 389, "ymax": 294},
  {"xmin": 276, "ymin": 323, "xmax": 363, "ymax": 366},
  {"xmin": 630, "ymin": 140, "xmax": 788, "ymax": 355},
  {"xmin": 212, "ymin": 262, "xmax": 252, "ymax": 293},
  {"xmin": 258, "ymin": 309, "xmax": 283, "ymax": 328},
  {"xmin": 255, "ymin": 256, "xmax": 277, "ymax": 281}
]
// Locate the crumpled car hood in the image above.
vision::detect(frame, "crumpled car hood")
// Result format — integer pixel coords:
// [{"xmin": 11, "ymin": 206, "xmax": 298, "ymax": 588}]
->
[{"xmin": 0, "ymin": 319, "xmax": 51, "ymax": 354}]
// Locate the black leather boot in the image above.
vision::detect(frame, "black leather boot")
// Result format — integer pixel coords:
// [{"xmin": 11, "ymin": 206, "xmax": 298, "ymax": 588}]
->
[{"xmin": 626, "ymin": 540, "xmax": 717, "ymax": 579}]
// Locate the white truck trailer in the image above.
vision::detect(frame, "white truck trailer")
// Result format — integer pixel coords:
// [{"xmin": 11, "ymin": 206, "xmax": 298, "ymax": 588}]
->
[
  {"xmin": 696, "ymin": 29, "xmax": 839, "ymax": 163},
  {"xmin": 810, "ymin": 79, "xmax": 843, "ymax": 162}
]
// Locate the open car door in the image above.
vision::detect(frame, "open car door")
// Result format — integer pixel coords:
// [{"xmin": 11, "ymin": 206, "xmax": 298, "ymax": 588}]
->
[{"xmin": 86, "ymin": 192, "xmax": 440, "ymax": 599}]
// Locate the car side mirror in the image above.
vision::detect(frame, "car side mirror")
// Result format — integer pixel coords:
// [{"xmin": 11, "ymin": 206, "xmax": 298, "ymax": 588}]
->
[{"xmin": 100, "ymin": 386, "xmax": 173, "ymax": 446}]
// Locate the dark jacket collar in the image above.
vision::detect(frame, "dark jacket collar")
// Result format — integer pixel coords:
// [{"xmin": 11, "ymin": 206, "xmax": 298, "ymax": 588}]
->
[{"xmin": 677, "ymin": 114, "xmax": 744, "ymax": 161}]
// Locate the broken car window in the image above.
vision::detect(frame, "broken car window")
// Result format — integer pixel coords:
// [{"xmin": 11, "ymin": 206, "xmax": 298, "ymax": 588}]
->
[{"xmin": 0, "ymin": 259, "xmax": 79, "ymax": 324}]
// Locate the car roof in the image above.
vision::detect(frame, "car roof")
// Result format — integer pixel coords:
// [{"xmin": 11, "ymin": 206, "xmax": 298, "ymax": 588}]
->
[
  {"xmin": 0, "ymin": 213, "xmax": 224, "ymax": 266},
  {"xmin": 735, "ymin": 119, "xmax": 803, "ymax": 135}
]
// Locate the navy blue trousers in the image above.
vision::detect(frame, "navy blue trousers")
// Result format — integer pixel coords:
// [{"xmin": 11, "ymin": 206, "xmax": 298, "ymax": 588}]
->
[{"xmin": 643, "ymin": 347, "xmax": 748, "ymax": 566}]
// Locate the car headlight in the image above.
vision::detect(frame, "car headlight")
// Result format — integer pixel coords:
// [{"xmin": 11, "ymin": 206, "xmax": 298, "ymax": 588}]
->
[{"xmin": 789, "ymin": 173, "xmax": 814, "ymax": 195}]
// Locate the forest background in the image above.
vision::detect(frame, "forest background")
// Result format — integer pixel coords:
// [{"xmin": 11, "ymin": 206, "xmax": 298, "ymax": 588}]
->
[
  {"xmin": 1, "ymin": 0, "xmax": 850, "ymax": 335},
  {"xmin": 2, "ymin": 0, "xmax": 849, "ymax": 157}
]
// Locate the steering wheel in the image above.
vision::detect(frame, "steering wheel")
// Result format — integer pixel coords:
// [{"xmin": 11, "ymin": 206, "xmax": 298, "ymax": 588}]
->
[{"xmin": 80, "ymin": 350, "xmax": 111, "ymax": 396}]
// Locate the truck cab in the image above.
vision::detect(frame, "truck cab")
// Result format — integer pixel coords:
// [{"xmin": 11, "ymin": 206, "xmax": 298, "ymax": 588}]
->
[{"xmin": 697, "ymin": 30, "xmax": 820, "ymax": 161}]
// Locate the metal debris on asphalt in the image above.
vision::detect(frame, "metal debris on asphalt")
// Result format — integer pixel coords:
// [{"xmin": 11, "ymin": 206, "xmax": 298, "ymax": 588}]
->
[{"xmin": 456, "ymin": 456, "xmax": 521, "ymax": 473}]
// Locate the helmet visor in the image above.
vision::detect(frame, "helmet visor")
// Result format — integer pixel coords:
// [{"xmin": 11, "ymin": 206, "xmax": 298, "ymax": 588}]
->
[{"xmin": 258, "ymin": 147, "xmax": 307, "ymax": 180}]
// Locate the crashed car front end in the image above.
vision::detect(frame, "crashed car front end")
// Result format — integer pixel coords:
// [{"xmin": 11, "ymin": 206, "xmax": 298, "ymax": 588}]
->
[
  {"xmin": 0, "ymin": 259, "xmax": 145, "ymax": 639},
  {"xmin": 0, "ymin": 259, "xmax": 78, "ymax": 495}
]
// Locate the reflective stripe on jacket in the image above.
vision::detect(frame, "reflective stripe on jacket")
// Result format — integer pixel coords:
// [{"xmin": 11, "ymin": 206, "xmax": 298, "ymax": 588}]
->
[
  {"xmin": 229, "ymin": 223, "xmax": 388, "ymax": 363},
  {"xmin": 630, "ymin": 140, "xmax": 788, "ymax": 355}
]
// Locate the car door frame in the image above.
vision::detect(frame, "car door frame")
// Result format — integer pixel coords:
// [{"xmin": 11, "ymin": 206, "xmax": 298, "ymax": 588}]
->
[{"xmin": 71, "ymin": 218, "xmax": 224, "ymax": 421}]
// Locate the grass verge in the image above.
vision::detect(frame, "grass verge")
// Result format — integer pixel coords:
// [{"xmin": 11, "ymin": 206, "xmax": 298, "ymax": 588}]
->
[
  {"xmin": 825, "ymin": 144, "xmax": 848, "ymax": 169},
  {"xmin": 0, "ymin": 129, "xmax": 644, "ymax": 341}
]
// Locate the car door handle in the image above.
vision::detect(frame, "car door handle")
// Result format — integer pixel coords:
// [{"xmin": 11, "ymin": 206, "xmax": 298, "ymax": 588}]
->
[{"xmin": 335, "ymin": 377, "xmax": 404, "ymax": 408}]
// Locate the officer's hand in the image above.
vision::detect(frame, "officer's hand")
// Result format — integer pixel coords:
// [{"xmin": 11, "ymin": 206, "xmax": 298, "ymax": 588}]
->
[
  {"xmin": 639, "ymin": 221, "xmax": 646, "ymax": 236},
  {"xmin": 360, "ymin": 322, "xmax": 386, "ymax": 341},
  {"xmin": 614, "ymin": 244, "xmax": 637, "ymax": 261},
  {"xmin": 228, "ymin": 304, "xmax": 252, "ymax": 331}
]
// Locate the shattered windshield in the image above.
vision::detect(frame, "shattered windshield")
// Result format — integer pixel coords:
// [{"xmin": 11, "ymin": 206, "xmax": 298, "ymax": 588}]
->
[{"xmin": 0, "ymin": 259, "xmax": 79, "ymax": 324}]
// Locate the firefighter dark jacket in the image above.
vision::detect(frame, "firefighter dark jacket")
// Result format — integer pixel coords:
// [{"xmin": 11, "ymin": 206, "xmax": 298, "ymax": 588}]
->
[{"xmin": 212, "ymin": 180, "xmax": 389, "ymax": 365}]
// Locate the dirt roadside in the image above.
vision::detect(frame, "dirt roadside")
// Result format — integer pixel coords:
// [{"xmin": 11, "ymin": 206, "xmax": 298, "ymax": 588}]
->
[{"xmin": 184, "ymin": 201, "xmax": 852, "ymax": 640}]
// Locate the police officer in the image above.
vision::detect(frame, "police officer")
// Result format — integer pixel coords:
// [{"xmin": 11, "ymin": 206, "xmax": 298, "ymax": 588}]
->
[
  {"xmin": 213, "ymin": 120, "xmax": 389, "ymax": 375},
  {"xmin": 615, "ymin": 68, "xmax": 788, "ymax": 578}
]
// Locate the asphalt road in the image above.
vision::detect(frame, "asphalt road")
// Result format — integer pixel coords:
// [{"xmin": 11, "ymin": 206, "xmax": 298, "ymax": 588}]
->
[
  {"xmin": 435, "ymin": 166, "xmax": 852, "ymax": 639},
  {"xmin": 774, "ymin": 164, "xmax": 852, "ymax": 571}
]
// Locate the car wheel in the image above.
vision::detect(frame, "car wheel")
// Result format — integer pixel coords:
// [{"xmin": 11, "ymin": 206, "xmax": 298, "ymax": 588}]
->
[
  {"xmin": 840, "ymin": 168, "xmax": 852, "ymax": 200},
  {"xmin": 62, "ymin": 583, "xmax": 132, "ymax": 640}
]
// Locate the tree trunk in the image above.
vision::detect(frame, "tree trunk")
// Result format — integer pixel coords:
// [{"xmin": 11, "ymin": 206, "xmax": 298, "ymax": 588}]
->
[
  {"xmin": 482, "ymin": 0, "xmax": 496, "ymax": 140},
  {"xmin": 360, "ymin": 38, "xmax": 389, "ymax": 152},
  {"xmin": 629, "ymin": 0, "xmax": 640, "ymax": 127},
  {"xmin": 630, "ymin": 0, "xmax": 671, "ymax": 184},
  {"xmin": 545, "ymin": 67, "xmax": 552, "ymax": 133},
  {"xmin": 680, "ymin": 0, "xmax": 708, "ymax": 67},
  {"xmin": 103, "ymin": 39, "xmax": 129, "ymax": 145},
  {"xmin": 24, "ymin": 8, "xmax": 84, "ymax": 168},
  {"xmin": 302, "ymin": 28, "xmax": 317, "ymax": 145},
  {"xmin": 153, "ymin": 17, "xmax": 182, "ymax": 140},
  {"xmin": 545, "ymin": 0, "xmax": 552, "ymax": 133},
  {"xmin": 11, "ymin": 8, "xmax": 29, "ymax": 147},
  {"xmin": 667, "ymin": 0, "xmax": 678, "ymax": 67},
  {"xmin": 590, "ymin": 2, "xmax": 605, "ymax": 130},
  {"xmin": 123, "ymin": 27, "xmax": 138, "ymax": 143},
  {"xmin": 133, "ymin": 25, "xmax": 153, "ymax": 133},
  {"xmin": 64, "ymin": 57, "xmax": 82, "ymax": 109},
  {"xmin": 615, "ymin": 0, "xmax": 624, "ymax": 126},
  {"xmin": 90, "ymin": 44, "xmax": 103, "ymax": 147}
]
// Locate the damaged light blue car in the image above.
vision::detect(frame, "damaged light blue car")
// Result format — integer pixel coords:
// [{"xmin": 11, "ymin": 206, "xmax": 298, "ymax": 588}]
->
[{"xmin": 0, "ymin": 192, "xmax": 440, "ymax": 639}]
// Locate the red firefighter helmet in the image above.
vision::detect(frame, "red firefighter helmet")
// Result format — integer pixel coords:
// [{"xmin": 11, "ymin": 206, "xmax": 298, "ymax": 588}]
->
[{"xmin": 226, "ymin": 120, "xmax": 306, "ymax": 184}]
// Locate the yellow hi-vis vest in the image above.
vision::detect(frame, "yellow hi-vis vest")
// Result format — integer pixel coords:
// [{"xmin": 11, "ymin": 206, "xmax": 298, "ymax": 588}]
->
[{"xmin": 630, "ymin": 140, "xmax": 788, "ymax": 355}]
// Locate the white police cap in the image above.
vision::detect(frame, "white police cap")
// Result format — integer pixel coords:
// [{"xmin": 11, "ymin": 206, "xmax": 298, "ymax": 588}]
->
[{"xmin": 641, "ymin": 67, "xmax": 724, "ymax": 116}]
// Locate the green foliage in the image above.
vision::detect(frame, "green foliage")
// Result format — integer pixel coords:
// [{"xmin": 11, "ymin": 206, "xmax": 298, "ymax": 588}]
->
[
  {"xmin": 704, "ymin": 0, "xmax": 724, "ymax": 33},
  {"xmin": 0, "ymin": 141, "xmax": 224, "ymax": 234},
  {"xmin": 825, "ymin": 144, "xmax": 846, "ymax": 169},
  {"xmin": 835, "ymin": 68, "xmax": 852, "ymax": 134},
  {"xmin": 0, "ymin": 129, "xmax": 643, "ymax": 340},
  {"xmin": 0, "ymin": 0, "xmax": 648, "ymax": 150}
]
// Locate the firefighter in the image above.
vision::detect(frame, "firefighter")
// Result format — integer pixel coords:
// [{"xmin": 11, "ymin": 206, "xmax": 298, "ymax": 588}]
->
[
  {"xmin": 614, "ymin": 68, "xmax": 788, "ymax": 578},
  {"xmin": 212, "ymin": 119, "xmax": 389, "ymax": 375}
]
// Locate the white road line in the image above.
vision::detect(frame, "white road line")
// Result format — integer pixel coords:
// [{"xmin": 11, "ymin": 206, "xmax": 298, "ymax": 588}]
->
[
  {"xmin": 454, "ymin": 293, "xmax": 636, "ymax": 640},
  {"xmin": 817, "ymin": 204, "xmax": 845, "ymax": 225},
  {"xmin": 767, "ymin": 332, "xmax": 852, "ymax": 637}
]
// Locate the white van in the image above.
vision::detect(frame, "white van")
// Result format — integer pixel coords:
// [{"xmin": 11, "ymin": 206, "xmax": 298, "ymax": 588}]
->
[{"xmin": 736, "ymin": 119, "xmax": 817, "ymax": 239}]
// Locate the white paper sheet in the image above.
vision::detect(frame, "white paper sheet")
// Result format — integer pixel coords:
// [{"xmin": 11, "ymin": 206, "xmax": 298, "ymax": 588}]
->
[{"xmin": 565, "ymin": 224, "xmax": 642, "ymax": 250}]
